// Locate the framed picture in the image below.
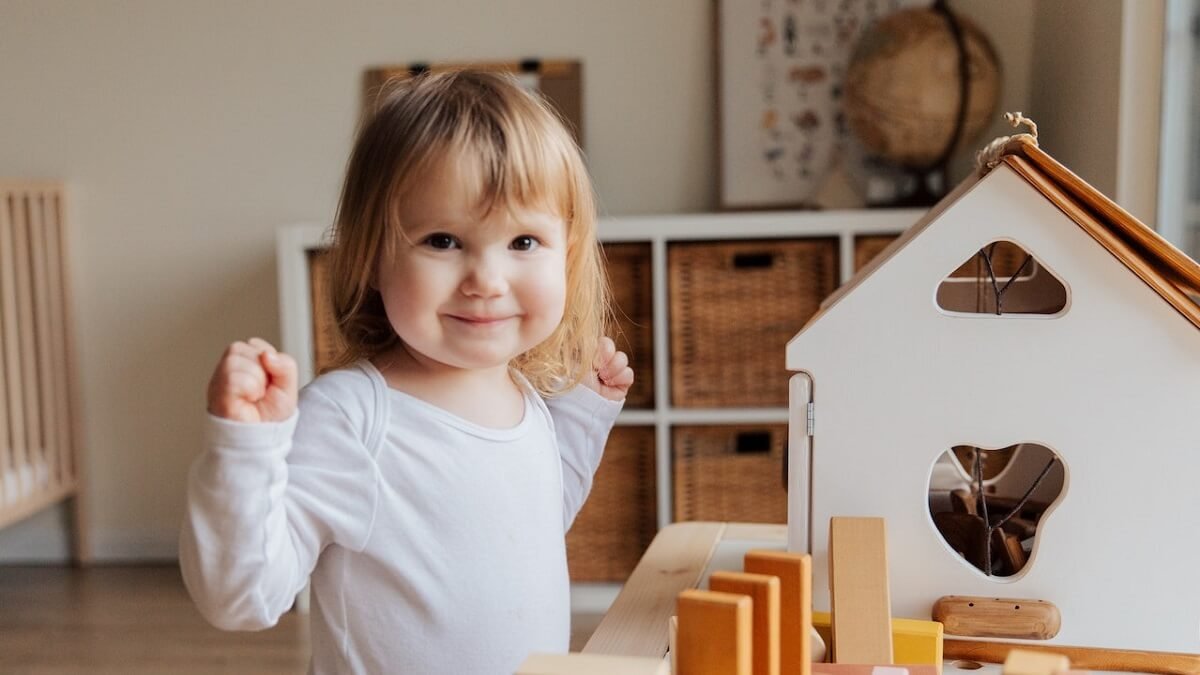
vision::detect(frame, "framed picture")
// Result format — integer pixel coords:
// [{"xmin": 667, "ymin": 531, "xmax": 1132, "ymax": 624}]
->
[
  {"xmin": 717, "ymin": 0, "xmax": 920, "ymax": 210},
  {"xmin": 363, "ymin": 59, "xmax": 584, "ymax": 148}
]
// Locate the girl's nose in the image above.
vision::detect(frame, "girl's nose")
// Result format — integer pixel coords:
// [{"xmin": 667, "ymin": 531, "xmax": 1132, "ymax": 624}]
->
[{"xmin": 461, "ymin": 257, "xmax": 509, "ymax": 297}]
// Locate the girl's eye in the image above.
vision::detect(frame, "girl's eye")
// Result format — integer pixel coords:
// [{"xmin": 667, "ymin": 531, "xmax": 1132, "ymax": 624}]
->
[
  {"xmin": 424, "ymin": 233, "xmax": 459, "ymax": 250},
  {"xmin": 511, "ymin": 235, "xmax": 539, "ymax": 252}
]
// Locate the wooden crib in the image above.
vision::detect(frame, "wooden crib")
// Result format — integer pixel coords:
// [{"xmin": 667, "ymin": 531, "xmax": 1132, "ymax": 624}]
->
[{"xmin": 0, "ymin": 181, "xmax": 88, "ymax": 563}]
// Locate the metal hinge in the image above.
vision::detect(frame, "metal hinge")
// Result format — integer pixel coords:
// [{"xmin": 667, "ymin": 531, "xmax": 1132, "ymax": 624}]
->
[{"xmin": 806, "ymin": 402, "xmax": 815, "ymax": 437}]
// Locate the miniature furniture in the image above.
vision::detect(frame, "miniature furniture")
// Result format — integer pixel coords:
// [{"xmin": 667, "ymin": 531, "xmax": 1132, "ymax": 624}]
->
[
  {"xmin": 786, "ymin": 138, "xmax": 1200, "ymax": 653},
  {"xmin": 0, "ymin": 181, "xmax": 88, "ymax": 562}
]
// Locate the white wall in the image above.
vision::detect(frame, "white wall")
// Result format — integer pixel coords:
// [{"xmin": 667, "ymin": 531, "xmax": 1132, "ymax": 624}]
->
[
  {"xmin": 1027, "ymin": 0, "xmax": 1165, "ymax": 226},
  {"xmin": 0, "ymin": 0, "xmax": 1065, "ymax": 561}
]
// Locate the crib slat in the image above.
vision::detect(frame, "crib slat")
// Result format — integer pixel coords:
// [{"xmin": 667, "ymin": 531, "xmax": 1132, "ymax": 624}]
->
[
  {"xmin": 11, "ymin": 192, "xmax": 43, "ymax": 494},
  {"xmin": 29, "ymin": 191, "xmax": 60, "ymax": 491},
  {"xmin": 0, "ymin": 193, "xmax": 13, "ymax": 507},
  {"xmin": 0, "ymin": 190, "xmax": 30, "ymax": 511},
  {"xmin": 44, "ymin": 192, "xmax": 74, "ymax": 486}
]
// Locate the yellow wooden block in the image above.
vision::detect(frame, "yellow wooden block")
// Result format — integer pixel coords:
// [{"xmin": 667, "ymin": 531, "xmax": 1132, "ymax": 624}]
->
[
  {"xmin": 677, "ymin": 589, "xmax": 753, "ymax": 675},
  {"xmin": 813, "ymin": 612, "xmax": 942, "ymax": 675},
  {"xmin": 1003, "ymin": 648, "xmax": 1070, "ymax": 675},
  {"xmin": 518, "ymin": 652, "xmax": 670, "ymax": 674},
  {"xmin": 711, "ymin": 571, "xmax": 781, "ymax": 675}
]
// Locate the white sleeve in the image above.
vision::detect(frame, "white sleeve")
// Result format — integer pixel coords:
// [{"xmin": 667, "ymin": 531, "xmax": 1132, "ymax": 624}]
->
[
  {"xmin": 545, "ymin": 385, "xmax": 624, "ymax": 530},
  {"xmin": 179, "ymin": 388, "xmax": 379, "ymax": 631}
]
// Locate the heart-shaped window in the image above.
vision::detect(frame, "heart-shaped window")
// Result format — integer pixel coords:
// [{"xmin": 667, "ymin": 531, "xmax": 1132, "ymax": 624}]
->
[{"xmin": 928, "ymin": 443, "xmax": 1065, "ymax": 578}]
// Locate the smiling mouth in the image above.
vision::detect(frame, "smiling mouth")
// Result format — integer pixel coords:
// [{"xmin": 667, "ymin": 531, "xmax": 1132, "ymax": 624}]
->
[{"xmin": 447, "ymin": 315, "xmax": 512, "ymax": 326}]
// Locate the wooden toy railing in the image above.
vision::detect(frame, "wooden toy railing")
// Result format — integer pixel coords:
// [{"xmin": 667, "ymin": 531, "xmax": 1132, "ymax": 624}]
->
[{"xmin": 0, "ymin": 181, "xmax": 88, "ymax": 562}]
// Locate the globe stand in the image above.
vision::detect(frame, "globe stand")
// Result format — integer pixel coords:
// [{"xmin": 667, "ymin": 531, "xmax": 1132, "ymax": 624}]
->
[{"xmin": 872, "ymin": 165, "xmax": 946, "ymax": 208}]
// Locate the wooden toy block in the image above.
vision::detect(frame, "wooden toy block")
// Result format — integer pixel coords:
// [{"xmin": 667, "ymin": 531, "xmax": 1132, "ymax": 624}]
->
[
  {"xmin": 828, "ymin": 517, "xmax": 892, "ymax": 665},
  {"xmin": 890, "ymin": 618, "xmax": 943, "ymax": 674},
  {"xmin": 744, "ymin": 549, "xmax": 813, "ymax": 675},
  {"xmin": 1002, "ymin": 648, "xmax": 1070, "ymax": 675},
  {"xmin": 669, "ymin": 616, "xmax": 678, "ymax": 675},
  {"xmin": 932, "ymin": 596, "xmax": 1061, "ymax": 640},
  {"xmin": 711, "ymin": 571, "xmax": 781, "ymax": 675},
  {"xmin": 943, "ymin": 640, "xmax": 1200, "ymax": 675},
  {"xmin": 812, "ymin": 612, "xmax": 942, "ymax": 674},
  {"xmin": 811, "ymin": 665, "xmax": 939, "ymax": 675},
  {"xmin": 676, "ymin": 589, "xmax": 752, "ymax": 675},
  {"xmin": 517, "ymin": 652, "xmax": 670, "ymax": 674}
]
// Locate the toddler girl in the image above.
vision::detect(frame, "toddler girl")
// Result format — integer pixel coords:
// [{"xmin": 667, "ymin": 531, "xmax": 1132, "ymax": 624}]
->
[{"xmin": 180, "ymin": 70, "xmax": 633, "ymax": 674}]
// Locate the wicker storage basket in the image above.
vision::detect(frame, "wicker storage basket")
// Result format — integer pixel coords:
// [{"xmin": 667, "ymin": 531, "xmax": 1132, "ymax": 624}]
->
[
  {"xmin": 854, "ymin": 234, "xmax": 900, "ymax": 272},
  {"xmin": 672, "ymin": 424, "xmax": 787, "ymax": 523},
  {"xmin": 307, "ymin": 248, "xmax": 344, "ymax": 373},
  {"xmin": 566, "ymin": 426, "xmax": 658, "ymax": 581},
  {"xmin": 603, "ymin": 243, "xmax": 654, "ymax": 408},
  {"xmin": 668, "ymin": 239, "xmax": 838, "ymax": 407}
]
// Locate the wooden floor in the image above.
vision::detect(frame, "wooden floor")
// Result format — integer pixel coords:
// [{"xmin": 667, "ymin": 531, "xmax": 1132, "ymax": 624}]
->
[
  {"xmin": 0, "ymin": 565, "xmax": 310, "ymax": 674},
  {"xmin": 0, "ymin": 565, "xmax": 604, "ymax": 674}
]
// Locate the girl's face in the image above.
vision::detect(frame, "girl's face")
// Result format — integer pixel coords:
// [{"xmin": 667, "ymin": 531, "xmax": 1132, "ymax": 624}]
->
[{"xmin": 376, "ymin": 157, "xmax": 568, "ymax": 374}]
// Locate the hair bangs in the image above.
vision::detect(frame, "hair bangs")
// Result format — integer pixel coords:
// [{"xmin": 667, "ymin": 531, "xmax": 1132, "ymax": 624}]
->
[{"xmin": 442, "ymin": 108, "xmax": 578, "ymax": 229}]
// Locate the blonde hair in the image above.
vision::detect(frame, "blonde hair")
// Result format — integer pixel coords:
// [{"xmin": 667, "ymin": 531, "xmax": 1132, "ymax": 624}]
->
[{"xmin": 325, "ymin": 69, "xmax": 610, "ymax": 396}]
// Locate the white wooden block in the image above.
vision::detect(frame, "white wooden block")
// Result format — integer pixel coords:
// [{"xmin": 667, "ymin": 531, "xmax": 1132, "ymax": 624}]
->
[{"xmin": 517, "ymin": 652, "xmax": 670, "ymax": 675}]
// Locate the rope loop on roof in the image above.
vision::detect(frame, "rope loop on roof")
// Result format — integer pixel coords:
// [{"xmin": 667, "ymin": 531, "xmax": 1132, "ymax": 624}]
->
[{"xmin": 975, "ymin": 112, "xmax": 1040, "ymax": 171}]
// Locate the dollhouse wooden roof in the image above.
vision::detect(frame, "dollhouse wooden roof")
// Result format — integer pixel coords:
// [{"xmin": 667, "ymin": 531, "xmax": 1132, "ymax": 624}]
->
[{"xmin": 815, "ymin": 137, "xmax": 1200, "ymax": 331}]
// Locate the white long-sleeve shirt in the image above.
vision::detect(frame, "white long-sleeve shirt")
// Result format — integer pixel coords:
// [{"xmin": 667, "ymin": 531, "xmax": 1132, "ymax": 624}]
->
[{"xmin": 180, "ymin": 361, "xmax": 623, "ymax": 674}]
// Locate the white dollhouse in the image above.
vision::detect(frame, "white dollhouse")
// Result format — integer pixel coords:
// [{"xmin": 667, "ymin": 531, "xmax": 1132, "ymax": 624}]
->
[{"xmin": 785, "ymin": 138, "xmax": 1200, "ymax": 653}]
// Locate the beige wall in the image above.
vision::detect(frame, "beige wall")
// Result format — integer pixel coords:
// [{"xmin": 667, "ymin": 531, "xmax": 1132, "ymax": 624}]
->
[
  {"xmin": 0, "ymin": 0, "xmax": 1101, "ymax": 561},
  {"xmin": 1029, "ymin": 0, "xmax": 1124, "ymax": 197}
]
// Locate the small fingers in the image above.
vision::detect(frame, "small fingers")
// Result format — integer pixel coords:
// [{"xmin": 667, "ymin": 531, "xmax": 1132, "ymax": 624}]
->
[
  {"xmin": 226, "ymin": 368, "xmax": 267, "ymax": 400},
  {"xmin": 592, "ymin": 336, "xmax": 616, "ymax": 370},
  {"xmin": 246, "ymin": 337, "xmax": 277, "ymax": 355},
  {"xmin": 261, "ymin": 350, "xmax": 299, "ymax": 397},
  {"xmin": 598, "ymin": 350, "xmax": 629, "ymax": 381},
  {"xmin": 602, "ymin": 366, "xmax": 634, "ymax": 389}
]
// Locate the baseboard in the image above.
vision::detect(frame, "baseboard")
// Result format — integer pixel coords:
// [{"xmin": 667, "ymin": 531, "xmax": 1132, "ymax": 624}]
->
[{"xmin": 0, "ymin": 508, "xmax": 178, "ymax": 563}]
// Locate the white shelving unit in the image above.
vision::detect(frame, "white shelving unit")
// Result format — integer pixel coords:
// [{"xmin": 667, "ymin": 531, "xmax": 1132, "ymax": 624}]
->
[{"xmin": 277, "ymin": 207, "xmax": 925, "ymax": 529}]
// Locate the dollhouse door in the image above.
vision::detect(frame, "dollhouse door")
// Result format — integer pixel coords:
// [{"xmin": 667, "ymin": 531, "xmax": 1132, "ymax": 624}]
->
[{"xmin": 786, "ymin": 372, "xmax": 813, "ymax": 556}]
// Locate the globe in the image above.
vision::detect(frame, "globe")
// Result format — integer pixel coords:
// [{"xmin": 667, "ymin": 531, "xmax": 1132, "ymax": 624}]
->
[{"xmin": 843, "ymin": 7, "xmax": 1001, "ymax": 171}]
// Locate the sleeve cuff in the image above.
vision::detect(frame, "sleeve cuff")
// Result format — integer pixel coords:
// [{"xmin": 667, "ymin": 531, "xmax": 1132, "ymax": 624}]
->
[
  {"xmin": 550, "ymin": 384, "xmax": 625, "ymax": 423},
  {"xmin": 205, "ymin": 411, "xmax": 299, "ymax": 454}
]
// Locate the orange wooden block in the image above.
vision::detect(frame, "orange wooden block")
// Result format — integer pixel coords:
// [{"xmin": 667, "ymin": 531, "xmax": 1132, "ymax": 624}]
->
[
  {"xmin": 711, "ymin": 571, "xmax": 781, "ymax": 675},
  {"xmin": 677, "ymin": 589, "xmax": 752, "ymax": 675},
  {"xmin": 744, "ymin": 549, "xmax": 812, "ymax": 675},
  {"xmin": 829, "ymin": 517, "xmax": 893, "ymax": 665}
]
